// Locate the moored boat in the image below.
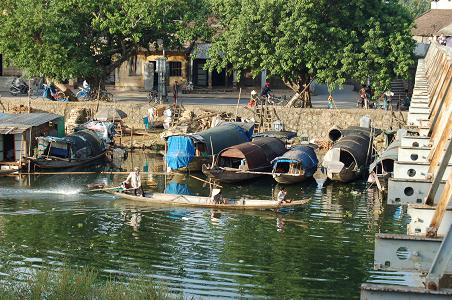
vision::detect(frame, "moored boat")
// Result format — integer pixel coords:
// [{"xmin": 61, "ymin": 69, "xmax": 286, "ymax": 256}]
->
[
  {"xmin": 272, "ymin": 144, "xmax": 318, "ymax": 184},
  {"xmin": 30, "ymin": 129, "xmax": 108, "ymax": 169},
  {"xmin": 165, "ymin": 122, "xmax": 254, "ymax": 172},
  {"xmin": 202, "ymin": 137, "xmax": 287, "ymax": 183},
  {"xmin": 111, "ymin": 191, "xmax": 310, "ymax": 210},
  {"xmin": 322, "ymin": 126, "xmax": 381, "ymax": 183}
]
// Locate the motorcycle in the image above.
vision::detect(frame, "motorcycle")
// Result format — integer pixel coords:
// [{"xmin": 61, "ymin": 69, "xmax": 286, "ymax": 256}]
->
[{"xmin": 9, "ymin": 77, "xmax": 29, "ymax": 96}]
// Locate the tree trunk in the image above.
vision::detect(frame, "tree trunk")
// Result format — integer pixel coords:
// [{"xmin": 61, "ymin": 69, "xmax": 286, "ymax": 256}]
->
[
  {"xmin": 54, "ymin": 81, "xmax": 77, "ymax": 101},
  {"xmin": 284, "ymin": 77, "xmax": 313, "ymax": 108}
]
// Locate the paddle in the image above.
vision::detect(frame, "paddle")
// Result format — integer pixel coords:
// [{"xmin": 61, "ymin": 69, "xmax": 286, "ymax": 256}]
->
[{"xmin": 87, "ymin": 186, "xmax": 124, "ymax": 192}]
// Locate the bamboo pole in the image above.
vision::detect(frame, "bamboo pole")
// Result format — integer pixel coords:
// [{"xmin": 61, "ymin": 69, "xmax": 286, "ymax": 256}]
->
[
  {"xmin": 12, "ymin": 171, "xmax": 171, "ymax": 176},
  {"xmin": 189, "ymin": 174, "xmax": 222, "ymax": 188},
  {"xmin": 234, "ymin": 87, "xmax": 242, "ymax": 120}
]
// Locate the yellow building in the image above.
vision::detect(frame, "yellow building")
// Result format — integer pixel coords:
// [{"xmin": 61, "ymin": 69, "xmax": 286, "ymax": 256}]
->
[{"xmin": 115, "ymin": 50, "xmax": 190, "ymax": 91}]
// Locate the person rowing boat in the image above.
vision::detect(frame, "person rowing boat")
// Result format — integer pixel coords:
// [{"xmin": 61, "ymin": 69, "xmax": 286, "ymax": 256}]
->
[{"xmin": 122, "ymin": 167, "xmax": 145, "ymax": 197}]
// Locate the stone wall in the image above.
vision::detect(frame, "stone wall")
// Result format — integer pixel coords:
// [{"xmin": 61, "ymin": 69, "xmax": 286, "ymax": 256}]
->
[{"xmin": 0, "ymin": 98, "xmax": 406, "ymax": 139}]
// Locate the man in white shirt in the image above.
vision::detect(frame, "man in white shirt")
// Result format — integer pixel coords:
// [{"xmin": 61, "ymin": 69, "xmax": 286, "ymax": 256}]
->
[
  {"xmin": 124, "ymin": 167, "xmax": 145, "ymax": 196},
  {"xmin": 277, "ymin": 187, "xmax": 287, "ymax": 204}
]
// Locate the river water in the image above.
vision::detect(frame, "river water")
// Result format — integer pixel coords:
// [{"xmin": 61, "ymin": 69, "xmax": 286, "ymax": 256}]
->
[{"xmin": 0, "ymin": 152, "xmax": 408, "ymax": 299}]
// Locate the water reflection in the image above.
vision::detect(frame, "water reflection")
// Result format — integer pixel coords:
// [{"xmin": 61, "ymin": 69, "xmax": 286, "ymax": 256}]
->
[{"xmin": 0, "ymin": 151, "xmax": 409, "ymax": 299}]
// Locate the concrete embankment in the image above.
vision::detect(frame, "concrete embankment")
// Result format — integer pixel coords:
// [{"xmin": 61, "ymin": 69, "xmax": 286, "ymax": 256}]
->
[{"xmin": 0, "ymin": 98, "xmax": 405, "ymax": 141}]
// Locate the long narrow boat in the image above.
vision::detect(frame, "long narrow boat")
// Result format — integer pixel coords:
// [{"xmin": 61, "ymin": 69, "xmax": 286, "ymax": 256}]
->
[
  {"xmin": 272, "ymin": 144, "xmax": 318, "ymax": 184},
  {"xmin": 111, "ymin": 191, "xmax": 310, "ymax": 210},
  {"xmin": 0, "ymin": 169, "xmax": 18, "ymax": 175},
  {"xmin": 202, "ymin": 137, "xmax": 287, "ymax": 183}
]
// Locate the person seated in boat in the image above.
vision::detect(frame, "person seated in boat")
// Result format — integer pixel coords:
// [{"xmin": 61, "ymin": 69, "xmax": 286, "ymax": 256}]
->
[
  {"xmin": 123, "ymin": 167, "xmax": 145, "ymax": 197},
  {"xmin": 238, "ymin": 159, "xmax": 247, "ymax": 170},
  {"xmin": 277, "ymin": 187, "xmax": 291, "ymax": 204},
  {"xmin": 211, "ymin": 188, "xmax": 224, "ymax": 204}
]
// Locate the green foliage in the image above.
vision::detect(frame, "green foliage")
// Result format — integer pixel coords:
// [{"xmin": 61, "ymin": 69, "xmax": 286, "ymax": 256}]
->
[
  {"xmin": 0, "ymin": 267, "xmax": 178, "ymax": 300},
  {"xmin": 398, "ymin": 0, "xmax": 430, "ymax": 17},
  {"xmin": 207, "ymin": 0, "xmax": 415, "ymax": 95},
  {"xmin": 0, "ymin": 0, "xmax": 210, "ymax": 82}
]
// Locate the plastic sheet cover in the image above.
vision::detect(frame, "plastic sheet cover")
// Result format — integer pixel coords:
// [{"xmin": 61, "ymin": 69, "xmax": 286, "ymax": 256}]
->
[
  {"xmin": 164, "ymin": 182, "xmax": 192, "ymax": 195},
  {"xmin": 166, "ymin": 136, "xmax": 195, "ymax": 170}
]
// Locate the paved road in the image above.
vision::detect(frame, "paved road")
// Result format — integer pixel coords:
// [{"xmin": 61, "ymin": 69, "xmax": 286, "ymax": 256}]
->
[
  {"xmin": 113, "ymin": 86, "xmax": 359, "ymax": 108},
  {"xmin": 0, "ymin": 85, "xmax": 360, "ymax": 108}
]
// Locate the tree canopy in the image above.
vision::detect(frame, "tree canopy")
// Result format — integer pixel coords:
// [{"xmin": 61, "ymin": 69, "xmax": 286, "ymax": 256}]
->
[
  {"xmin": 207, "ymin": 0, "xmax": 415, "ymax": 106},
  {"xmin": 398, "ymin": 0, "xmax": 430, "ymax": 17},
  {"xmin": 0, "ymin": 0, "xmax": 210, "ymax": 83}
]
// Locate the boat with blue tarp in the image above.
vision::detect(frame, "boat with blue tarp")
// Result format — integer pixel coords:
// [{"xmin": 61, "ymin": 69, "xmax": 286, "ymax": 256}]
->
[
  {"xmin": 165, "ymin": 122, "xmax": 254, "ymax": 172},
  {"xmin": 272, "ymin": 144, "xmax": 318, "ymax": 184}
]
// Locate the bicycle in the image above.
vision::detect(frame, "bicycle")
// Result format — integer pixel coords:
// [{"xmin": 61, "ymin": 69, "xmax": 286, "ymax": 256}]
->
[
  {"xmin": 147, "ymin": 90, "xmax": 160, "ymax": 104},
  {"xmin": 77, "ymin": 88, "xmax": 113, "ymax": 102},
  {"xmin": 267, "ymin": 95, "xmax": 288, "ymax": 106}
]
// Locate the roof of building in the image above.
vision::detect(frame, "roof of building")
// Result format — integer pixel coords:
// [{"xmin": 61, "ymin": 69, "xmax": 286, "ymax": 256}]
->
[
  {"xmin": 439, "ymin": 22, "xmax": 452, "ymax": 35},
  {"xmin": 0, "ymin": 113, "xmax": 62, "ymax": 134},
  {"xmin": 413, "ymin": 9, "xmax": 452, "ymax": 36}
]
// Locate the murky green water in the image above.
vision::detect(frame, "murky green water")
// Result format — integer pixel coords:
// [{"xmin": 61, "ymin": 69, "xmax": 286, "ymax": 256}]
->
[{"xmin": 0, "ymin": 153, "xmax": 408, "ymax": 299}]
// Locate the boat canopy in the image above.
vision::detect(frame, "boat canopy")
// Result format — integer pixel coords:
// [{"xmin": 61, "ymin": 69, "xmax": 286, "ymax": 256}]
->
[
  {"xmin": 369, "ymin": 140, "xmax": 400, "ymax": 174},
  {"xmin": 37, "ymin": 130, "xmax": 105, "ymax": 159},
  {"xmin": 166, "ymin": 122, "xmax": 254, "ymax": 170},
  {"xmin": 218, "ymin": 137, "xmax": 286, "ymax": 170},
  {"xmin": 75, "ymin": 121, "xmax": 115, "ymax": 144},
  {"xmin": 253, "ymin": 131, "xmax": 297, "ymax": 141},
  {"xmin": 272, "ymin": 145, "xmax": 318, "ymax": 176},
  {"xmin": 190, "ymin": 122, "xmax": 254, "ymax": 153},
  {"xmin": 331, "ymin": 132, "xmax": 371, "ymax": 168}
]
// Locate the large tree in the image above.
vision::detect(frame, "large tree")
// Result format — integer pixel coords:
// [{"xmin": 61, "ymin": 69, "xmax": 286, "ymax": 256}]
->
[
  {"xmin": 207, "ymin": 0, "xmax": 415, "ymax": 107},
  {"xmin": 399, "ymin": 0, "xmax": 430, "ymax": 17},
  {"xmin": 0, "ymin": 0, "xmax": 210, "ymax": 95}
]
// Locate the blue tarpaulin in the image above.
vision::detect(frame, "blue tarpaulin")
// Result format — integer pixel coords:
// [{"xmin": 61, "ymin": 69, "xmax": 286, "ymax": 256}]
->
[
  {"xmin": 164, "ymin": 182, "xmax": 192, "ymax": 195},
  {"xmin": 166, "ymin": 136, "xmax": 195, "ymax": 170}
]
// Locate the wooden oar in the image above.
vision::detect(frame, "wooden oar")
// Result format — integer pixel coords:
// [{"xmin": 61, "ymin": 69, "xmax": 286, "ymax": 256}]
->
[
  {"xmin": 87, "ymin": 186, "xmax": 122, "ymax": 192},
  {"xmin": 87, "ymin": 186, "xmax": 136, "ymax": 193}
]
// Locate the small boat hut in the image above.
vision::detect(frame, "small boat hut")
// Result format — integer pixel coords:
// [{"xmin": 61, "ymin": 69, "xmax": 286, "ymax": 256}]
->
[
  {"xmin": 0, "ymin": 113, "xmax": 64, "ymax": 172},
  {"xmin": 272, "ymin": 144, "xmax": 318, "ymax": 184},
  {"xmin": 165, "ymin": 122, "xmax": 254, "ymax": 172},
  {"xmin": 31, "ymin": 129, "xmax": 107, "ymax": 169},
  {"xmin": 202, "ymin": 137, "xmax": 287, "ymax": 183}
]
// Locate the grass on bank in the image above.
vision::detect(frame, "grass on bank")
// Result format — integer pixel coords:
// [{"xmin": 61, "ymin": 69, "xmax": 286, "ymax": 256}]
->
[{"xmin": 0, "ymin": 267, "xmax": 179, "ymax": 300}]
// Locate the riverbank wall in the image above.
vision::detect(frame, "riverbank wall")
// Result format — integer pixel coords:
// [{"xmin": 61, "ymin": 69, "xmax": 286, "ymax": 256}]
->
[{"xmin": 0, "ymin": 99, "xmax": 405, "ymax": 140}]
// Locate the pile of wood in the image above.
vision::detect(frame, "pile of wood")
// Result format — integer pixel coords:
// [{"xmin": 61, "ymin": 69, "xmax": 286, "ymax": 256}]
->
[
  {"xmin": 170, "ymin": 108, "xmax": 236, "ymax": 132},
  {"xmin": 11, "ymin": 105, "xmax": 29, "ymax": 113},
  {"xmin": 65, "ymin": 108, "xmax": 88, "ymax": 133},
  {"xmin": 311, "ymin": 138, "xmax": 332, "ymax": 150}
]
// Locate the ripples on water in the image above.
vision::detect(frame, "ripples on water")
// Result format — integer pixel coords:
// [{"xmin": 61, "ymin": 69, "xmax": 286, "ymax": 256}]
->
[{"xmin": 0, "ymin": 158, "xmax": 408, "ymax": 299}]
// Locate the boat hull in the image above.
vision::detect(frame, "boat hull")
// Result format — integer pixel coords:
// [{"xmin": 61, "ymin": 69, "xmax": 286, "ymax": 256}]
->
[
  {"xmin": 272, "ymin": 173, "xmax": 308, "ymax": 184},
  {"xmin": 324, "ymin": 167, "xmax": 360, "ymax": 183},
  {"xmin": 112, "ymin": 192, "xmax": 310, "ymax": 210},
  {"xmin": 202, "ymin": 165, "xmax": 264, "ymax": 183},
  {"xmin": 31, "ymin": 152, "xmax": 106, "ymax": 169},
  {"xmin": 170, "ymin": 157, "xmax": 211, "ymax": 173}
]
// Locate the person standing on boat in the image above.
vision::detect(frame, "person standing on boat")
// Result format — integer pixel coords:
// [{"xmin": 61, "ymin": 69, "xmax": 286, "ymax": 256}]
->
[{"xmin": 124, "ymin": 167, "xmax": 145, "ymax": 196}]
